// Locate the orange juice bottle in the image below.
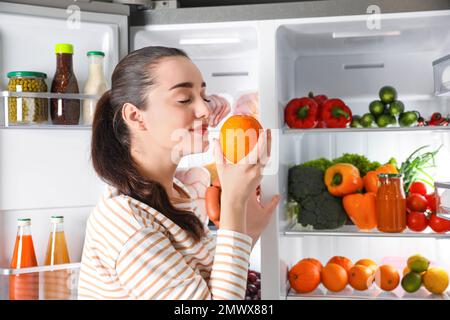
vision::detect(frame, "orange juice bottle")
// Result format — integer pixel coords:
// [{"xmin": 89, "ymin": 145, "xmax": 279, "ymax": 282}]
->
[
  {"xmin": 44, "ymin": 216, "xmax": 71, "ymax": 299},
  {"xmin": 9, "ymin": 218, "xmax": 39, "ymax": 300}
]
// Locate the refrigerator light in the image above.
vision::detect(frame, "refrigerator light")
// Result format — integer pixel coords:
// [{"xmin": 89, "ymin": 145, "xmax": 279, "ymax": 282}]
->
[
  {"xmin": 179, "ymin": 37, "xmax": 241, "ymax": 45},
  {"xmin": 332, "ymin": 31, "xmax": 401, "ymax": 39}
]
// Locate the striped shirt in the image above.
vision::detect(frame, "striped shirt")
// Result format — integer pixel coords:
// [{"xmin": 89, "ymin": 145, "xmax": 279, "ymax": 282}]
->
[{"xmin": 77, "ymin": 177, "xmax": 252, "ymax": 300}]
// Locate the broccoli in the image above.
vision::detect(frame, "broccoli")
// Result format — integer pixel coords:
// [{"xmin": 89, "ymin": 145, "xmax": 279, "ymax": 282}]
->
[
  {"xmin": 288, "ymin": 166, "xmax": 348, "ymax": 230},
  {"xmin": 288, "ymin": 165, "xmax": 325, "ymax": 201}
]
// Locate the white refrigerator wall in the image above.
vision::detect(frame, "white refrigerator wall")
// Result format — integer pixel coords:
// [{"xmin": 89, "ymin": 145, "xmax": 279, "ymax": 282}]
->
[{"xmin": 0, "ymin": 3, "xmax": 125, "ymax": 267}]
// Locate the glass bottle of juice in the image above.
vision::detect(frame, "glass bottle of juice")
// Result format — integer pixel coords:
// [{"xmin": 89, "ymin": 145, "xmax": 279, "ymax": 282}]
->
[
  {"xmin": 376, "ymin": 174, "xmax": 407, "ymax": 233},
  {"xmin": 44, "ymin": 216, "xmax": 71, "ymax": 300},
  {"xmin": 9, "ymin": 218, "xmax": 39, "ymax": 300}
]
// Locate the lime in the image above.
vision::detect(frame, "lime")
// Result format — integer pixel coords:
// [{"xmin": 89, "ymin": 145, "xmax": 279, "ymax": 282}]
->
[
  {"xmin": 407, "ymin": 254, "xmax": 430, "ymax": 273},
  {"xmin": 369, "ymin": 100, "xmax": 385, "ymax": 116},
  {"xmin": 388, "ymin": 100, "xmax": 405, "ymax": 116},
  {"xmin": 423, "ymin": 267, "xmax": 449, "ymax": 294},
  {"xmin": 401, "ymin": 272, "xmax": 422, "ymax": 293},
  {"xmin": 376, "ymin": 114, "xmax": 392, "ymax": 128},
  {"xmin": 351, "ymin": 115, "xmax": 362, "ymax": 128},
  {"xmin": 399, "ymin": 111, "xmax": 418, "ymax": 127},
  {"xmin": 361, "ymin": 113, "xmax": 375, "ymax": 128},
  {"xmin": 379, "ymin": 86, "xmax": 397, "ymax": 104}
]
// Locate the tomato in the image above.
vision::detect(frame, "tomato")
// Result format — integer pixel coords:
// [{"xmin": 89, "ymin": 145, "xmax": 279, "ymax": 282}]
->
[
  {"xmin": 428, "ymin": 213, "xmax": 450, "ymax": 233},
  {"xmin": 407, "ymin": 211, "xmax": 428, "ymax": 232},
  {"xmin": 406, "ymin": 193, "xmax": 428, "ymax": 212},
  {"xmin": 409, "ymin": 181, "xmax": 427, "ymax": 196},
  {"xmin": 409, "ymin": 182, "xmax": 427, "ymax": 196},
  {"xmin": 425, "ymin": 193, "xmax": 437, "ymax": 213}
]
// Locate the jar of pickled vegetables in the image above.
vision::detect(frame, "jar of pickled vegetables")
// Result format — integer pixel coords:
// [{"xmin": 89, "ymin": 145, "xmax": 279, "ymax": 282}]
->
[{"xmin": 7, "ymin": 71, "xmax": 49, "ymax": 124}]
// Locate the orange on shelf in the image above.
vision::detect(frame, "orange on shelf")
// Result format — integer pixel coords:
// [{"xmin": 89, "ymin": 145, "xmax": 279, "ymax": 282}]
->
[
  {"xmin": 327, "ymin": 256, "xmax": 353, "ymax": 275},
  {"xmin": 288, "ymin": 260, "xmax": 321, "ymax": 294},
  {"xmin": 375, "ymin": 265, "xmax": 400, "ymax": 292},
  {"xmin": 321, "ymin": 263, "xmax": 348, "ymax": 292},
  {"xmin": 348, "ymin": 265, "xmax": 374, "ymax": 291},
  {"xmin": 219, "ymin": 115, "xmax": 263, "ymax": 164},
  {"xmin": 300, "ymin": 258, "xmax": 323, "ymax": 273},
  {"xmin": 355, "ymin": 259, "xmax": 378, "ymax": 275}
]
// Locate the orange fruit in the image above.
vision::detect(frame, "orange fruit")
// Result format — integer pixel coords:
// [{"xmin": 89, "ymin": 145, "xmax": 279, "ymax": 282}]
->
[
  {"xmin": 375, "ymin": 265, "xmax": 400, "ymax": 291},
  {"xmin": 322, "ymin": 263, "xmax": 348, "ymax": 292},
  {"xmin": 327, "ymin": 256, "xmax": 353, "ymax": 275},
  {"xmin": 300, "ymin": 258, "xmax": 323, "ymax": 273},
  {"xmin": 348, "ymin": 265, "xmax": 374, "ymax": 291},
  {"xmin": 355, "ymin": 259, "xmax": 378, "ymax": 275},
  {"xmin": 288, "ymin": 261, "xmax": 321, "ymax": 293},
  {"xmin": 220, "ymin": 115, "xmax": 263, "ymax": 163}
]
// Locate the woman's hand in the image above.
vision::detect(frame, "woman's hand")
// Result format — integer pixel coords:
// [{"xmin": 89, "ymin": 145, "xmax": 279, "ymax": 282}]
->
[
  {"xmin": 212, "ymin": 129, "xmax": 272, "ymax": 235},
  {"xmin": 245, "ymin": 188, "xmax": 280, "ymax": 248},
  {"xmin": 207, "ymin": 94, "xmax": 231, "ymax": 127}
]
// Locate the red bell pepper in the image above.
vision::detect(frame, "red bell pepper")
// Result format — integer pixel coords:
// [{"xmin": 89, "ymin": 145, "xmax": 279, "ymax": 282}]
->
[
  {"xmin": 284, "ymin": 97, "xmax": 318, "ymax": 129},
  {"xmin": 429, "ymin": 112, "xmax": 445, "ymax": 126},
  {"xmin": 321, "ymin": 99, "xmax": 352, "ymax": 128},
  {"xmin": 309, "ymin": 92, "xmax": 328, "ymax": 128}
]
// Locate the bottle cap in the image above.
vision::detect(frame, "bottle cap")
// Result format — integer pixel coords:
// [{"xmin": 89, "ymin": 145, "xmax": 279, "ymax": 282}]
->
[
  {"xmin": 378, "ymin": 173, "xmax": 403, "ymax": 178},
  {"xmin": 50, "ymin": 216, "xmax": 64, "ymax": 223},
  {"xmin": 17, "ymin": 218, "xmax": 31, "ymax": 227},
  {"xmin": 55, "ymin": 44, "xmax": 74, "ymax": 54},
  {"xmin": 87, "ymin": 51, "xmax": 105, "ymax": 57}
]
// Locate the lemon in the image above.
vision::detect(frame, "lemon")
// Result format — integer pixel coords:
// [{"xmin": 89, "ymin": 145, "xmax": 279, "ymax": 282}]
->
[
  {"xmin": 423, "ymin": 267, "xmax": 449, "ymax": 294},
  {"xmin": 407, "ymin": 254, "xmax": 430, "ymax": 273}
]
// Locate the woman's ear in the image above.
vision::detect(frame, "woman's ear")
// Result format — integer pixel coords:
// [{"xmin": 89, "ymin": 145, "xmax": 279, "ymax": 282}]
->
[{"xmin": 122, "ymin": 103, "xmax": 147, "ymax": 130}]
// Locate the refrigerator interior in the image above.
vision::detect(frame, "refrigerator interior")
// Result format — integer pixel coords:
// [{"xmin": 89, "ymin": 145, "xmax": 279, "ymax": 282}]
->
[
  {"xmin": 276, "ymin": 11, "xmax": 450, "ymax": 298},
  {"xmin": 0, "ymin": 2, "xmax": 127, "ymax": 299}
]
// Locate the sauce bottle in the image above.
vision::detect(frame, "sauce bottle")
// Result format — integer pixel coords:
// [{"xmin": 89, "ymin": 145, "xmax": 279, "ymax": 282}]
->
[
  {"xmin": 50, "ymin": 43, "xmax": 80, "ymax": 125},
  {"xmin": 9, "ymin": 218, "xmax": 39, "ymax": 300},
  {"xmin": 44, "ymin": 216, "xmax": 71, "ymax": 300},
  {"xmin": 82, "ymin": 51, "xmax": 108, "ymax": 125},
  {"xmin": 376, "ymin": 174, "xmax": 407, "ymax": 233}
]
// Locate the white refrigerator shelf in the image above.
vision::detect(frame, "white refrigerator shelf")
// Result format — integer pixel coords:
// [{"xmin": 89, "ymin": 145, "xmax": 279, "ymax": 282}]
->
[
  {"xmin": 283, "ymin": 126, "xmax": 450, "ymax": 135},
  {"xmin": 286, "ymin": 285, "xmax": 450, "ymax": 300},
  {"xmin": 283, "ymin": 224, "xmax": 450, "ymax": 238}
]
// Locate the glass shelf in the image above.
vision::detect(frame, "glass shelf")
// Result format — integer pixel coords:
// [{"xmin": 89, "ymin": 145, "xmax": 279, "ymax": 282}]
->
[
  {"xmin": 283, "ymin": 126, "xmax": 450, "ymax": 135},
  {"xmin": 286, "ymin": 285, "xmax": 449, "ymax": 300},
  {"xmin": 0, "ymin": 263, "xmax": 80, "ymax": 300},
  {"xmin": 1, "ymin": 91, "xmax": 100, "ymax": 129},
  {"xmin": 283, "ymin": 224, "xmax": 450, "ymax": 238}
]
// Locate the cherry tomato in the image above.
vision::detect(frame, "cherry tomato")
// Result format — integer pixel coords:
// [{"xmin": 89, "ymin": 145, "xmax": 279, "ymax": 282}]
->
[
  {"xmin": 407, "ymin": 211, "xmax": 428, "ymax": 232},
  {"xmin": 425, "ymin": 193, "xmax": 437, "ymax": 213},
  {"xmin": 406, "ymin": 193, "xmax": 428, "ymax": 212},
  {"xmin": 409, "ymin": 181, "xmax": 427, "ymax": 196},
  {"xmin": 428, "ymin": 213, "xmax": 450, "ymax": 233}
]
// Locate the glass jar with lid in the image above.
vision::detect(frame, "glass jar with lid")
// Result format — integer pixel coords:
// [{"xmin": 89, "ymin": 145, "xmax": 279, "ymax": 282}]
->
[
  {"xmin": 7, "ymin": 71, "xmax": 49, "ymax": 124},
  {"xmin": 376, "ymin": 173, "xmax": 407, "ymax": 233}
]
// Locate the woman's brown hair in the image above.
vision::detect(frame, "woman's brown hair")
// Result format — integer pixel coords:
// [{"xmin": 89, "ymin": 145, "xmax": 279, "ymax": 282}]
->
[{"xmin": 91, "ymin": 46, "xmax": 206, "ymax": 242}]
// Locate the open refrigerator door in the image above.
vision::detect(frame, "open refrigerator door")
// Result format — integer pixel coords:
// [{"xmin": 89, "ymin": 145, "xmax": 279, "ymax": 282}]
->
[{"xmin": 0, "ymin": 1, "xmax": 128, "ymax": 300}]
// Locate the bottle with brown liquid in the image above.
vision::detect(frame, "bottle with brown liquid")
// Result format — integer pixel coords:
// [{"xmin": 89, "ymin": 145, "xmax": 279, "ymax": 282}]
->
[
  {"xmin": 376, "ymin": 173, "xmax": 407, "ymax": 233},
  {"xmin": 51, "ymin": 44, "xmax": 80, "ymax": 125}
]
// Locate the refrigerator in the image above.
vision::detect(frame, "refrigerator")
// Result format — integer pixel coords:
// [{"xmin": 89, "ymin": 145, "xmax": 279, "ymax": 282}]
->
[{"xmin": 1, "ymin": 0, "xmax": 450, "ymax": 300}]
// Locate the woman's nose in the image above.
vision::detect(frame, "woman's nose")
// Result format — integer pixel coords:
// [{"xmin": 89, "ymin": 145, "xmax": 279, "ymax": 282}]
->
[{"xmin": 194, "ymin": 98, "xmax": 211, "ymax": 121}]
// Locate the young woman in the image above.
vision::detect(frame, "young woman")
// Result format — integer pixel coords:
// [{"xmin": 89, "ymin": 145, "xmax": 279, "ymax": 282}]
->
[{"xmin": 78, "ymin": 46, "xmax": 280, "ymax": 300}]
